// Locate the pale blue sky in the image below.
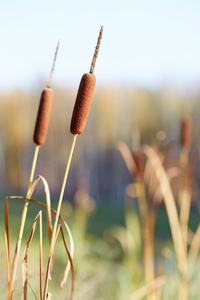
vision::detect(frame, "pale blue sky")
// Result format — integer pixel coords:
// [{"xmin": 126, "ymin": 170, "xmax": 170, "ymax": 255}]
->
[{"xmin": 0, "ymin": 0, "xmax": 200, "ymax": 91}]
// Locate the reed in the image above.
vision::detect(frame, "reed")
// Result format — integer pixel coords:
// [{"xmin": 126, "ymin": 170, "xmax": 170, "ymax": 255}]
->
[
  {"xmin": 178, "ymin": 115, "xmax": 192, "ymax": 300},
  {"xmin": 42, "ymin": 26, "xmax": 103, "ymax": 299},
  {"xmin": 7, "ymin": 41, "xmax": 60, "ymax": 300},
  {"xmin": 118, "ymin": 123, "xmax": 200, "ymax": 300},
  {"xmin": 117, "ymin": 141, "xmax": 158, "ymax": 300}
]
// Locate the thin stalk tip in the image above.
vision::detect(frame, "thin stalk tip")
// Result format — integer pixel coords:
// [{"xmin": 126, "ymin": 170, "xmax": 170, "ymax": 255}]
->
[
  {"xmin": 47, "ymin": 39, "xmax": 60, "ymax": 88},
  {"xmin": 90, "ymin": 26, "xmax": 103, "ymax": 75}
]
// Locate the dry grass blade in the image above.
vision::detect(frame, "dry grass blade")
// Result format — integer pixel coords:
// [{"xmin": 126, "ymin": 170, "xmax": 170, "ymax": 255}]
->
[
  {"xmin": 59, "ymin": 226, "xmax": 75, "ymax": 299},
  {"xmin": 7, "ymin": 195, "xmax": 74, "ymax": 297},
  {"xmin": 43, "ymin": 224, "xmax": 75, "ymax": 300},
  {"xmin": 8, "ymin": 195, "xmax": 74, "ymax": 259},
  {"xmin": 20, "ymin": 282, "xmax": 39, "ymax": 300},
  {"xmin": 8, "ymin": 146, "xmax": 40, "ymax": 300},
  {"xmin": 187, "ymin": 224, "xmax": 200, "ymax": 277},
  {"xmin": 126, "ymin": 276, "xmax": 166, "ymax": 300},
  {"xmin": 143, "ymin": 145, "xmax": 186, "ymax": 270},
  {"xmin": 40, "ymin": 209, "xmax": 43, "ymax": 300},
  {"xmin": 117, "ymin": 141, "xmax": 136, "ymax": 179},
  {"xmin": 42, "ymin": 226, "xmax": 62, "ymax": 299},
  {"xmin": 22, "ymin": 211, "xmax": 42, "ymax": 300},
  {"xmin": 27, "ymin": 175, "xmax": 52, "ymax": 245},
  {"xmin": 5, "ymin": 197, "xmax": 10, "ymax": 291},
  {"xmin": 27, "ymin": 281, "xmax": 38, "ymax": 300}
]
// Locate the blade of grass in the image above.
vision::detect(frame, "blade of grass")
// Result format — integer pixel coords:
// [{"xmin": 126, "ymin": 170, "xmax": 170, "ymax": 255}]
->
[
  {"xmin": 22, "ymin": 211, "xmax": 42, "ymax": 300},
  {"xmin": 187, "ymin": 224, "xmax": 200, "ymax": 278},
  {"xmin": 126, "ymin": 276, "xmax": 166, "ymax": 300},
  {"xmin": 59, "ymin": 225, "xmax": 75, "ymax": 299},
  {"xmin": 39, "ymin": 209, "xmax": 43, "ymax": 300},
  {"xmin": 29, "ymin": 175, "xmax": 52, "ymax": 245},
  {"xmin": 5, "ymin": 197, "xmax": 10, "ymax": 293},
  {"xmin": 117, "ymin": 141, "xmax": 136, "ymax": 179},
  {"xmin": 143, "ymin": 145, "xmax": 186, "ymax": 271}
]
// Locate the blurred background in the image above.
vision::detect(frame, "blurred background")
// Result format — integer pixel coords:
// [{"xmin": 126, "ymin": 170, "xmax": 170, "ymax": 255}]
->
[{"xmin": 0, "ymin": 0, "xmax": 200, "ymax": 199}]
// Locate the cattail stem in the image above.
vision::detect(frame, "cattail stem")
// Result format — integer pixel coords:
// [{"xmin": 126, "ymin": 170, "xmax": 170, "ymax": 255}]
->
[
  {"xmin": 43, "ymin": 134, "xmax": 77, "ymax": 299},
  {"xmin": 178, "ymin": 148, "xmax": 190, "ymax": 300},
  {"xmin": 8, "ymin": 145, "xmax": 40, "ymax": 300},
  {"xmin": 90, "ymin": 26, "xmax": 103, "ymax": 75},
  {"xmin": 136, "ymin": 179, "xmax": 155, "ymax": 300},
  {"xmin": 51, "ymin": 134, "xmax": 77, "ymax": 253},
  {"xmin": 27, "ymin": 145, "xmax": 40, "ymax": 196}
]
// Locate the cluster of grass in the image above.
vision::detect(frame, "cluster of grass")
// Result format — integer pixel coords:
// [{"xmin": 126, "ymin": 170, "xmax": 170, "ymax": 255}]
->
[{"xmin": 1, "ymin": 198, "xmax": 200, "ymax": 299}]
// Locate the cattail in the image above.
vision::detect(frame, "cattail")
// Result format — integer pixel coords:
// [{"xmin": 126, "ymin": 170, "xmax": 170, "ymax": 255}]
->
[
  {"xmin": 70, "ymin": 73, "xmax": 96, "ymax": 135},
  {"xmin": 33, "ymin": 88, "xmax": 54, "ymax": 145},
  {"xmin": 134, "ymin": 149, "xmax": 144, "ymax": 179},
  {"xmin": 181, "ymin": 116, "xmax": 192, "ymax": 149},
  {"xmin": 33, "ymin": 40, "xmax": 59, "ymax": 145},
  {"xmin": 70, "ymin": 26, "xmax": 103, "ymax": 135}
]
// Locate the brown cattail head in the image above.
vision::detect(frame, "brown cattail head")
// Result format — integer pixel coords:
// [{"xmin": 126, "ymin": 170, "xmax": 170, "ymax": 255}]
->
[
  {"xmin": 134, "ymin": 149, "xmax": 144, "ymax": 179},
  {"xmin": 181, "ymin": 116, "xmax": 192, "ymax": 149},
  {"xmin": 33, "ymin": 88, "xmax": 54, "ymax": 145},
  {"xmin": 70, "ymin": 73, "xmax": 96, "ymax": 135}
]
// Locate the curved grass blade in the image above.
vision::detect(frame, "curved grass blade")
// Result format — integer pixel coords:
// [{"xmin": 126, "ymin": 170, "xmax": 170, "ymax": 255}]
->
[
  {"xmin": 22, "ymin": 211, "xmax": 42, "ymax": 300},
  {"xmin": 5, "ymin": 197, "xmax": 10, "ymax": 296},
  {"xmin": 27, "ymin": 175, "xmax": 52, "ymax": 245},
  {"xmin": 188, "ymin": 224, "xmax": 200, "ymax": 278},
  {"xmin": 7, "ymin": 195, "xmax": 74, "ymax": 298},
  {"xmin": 143, "ymin": 145, "xmax": 186, "ymax": 271},
  {"xmin": 59, "ymin": 226, "xmax": 75, "ymax": 297},
  {"xmin": 117, "ymin": 141, "xmax": 136, "ymax": 179}
]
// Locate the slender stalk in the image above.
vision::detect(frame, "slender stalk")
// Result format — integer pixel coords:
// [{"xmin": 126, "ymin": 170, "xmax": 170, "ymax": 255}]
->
[
  {"xmin": 136, "ymin": 179, "xmax": 155, "ymax": 300},
  {"xmin": 47, "ymin": 40, "xmax": 60, "ymax": 89},
  {"xmin": 8, "ymin": 145, "xmax": 40, "ymax": 300},
  {"xmin": 50, "ymin": 134, "xmax": 77, "ymax": 254},
  {"xmin": 27, "ymin": 145, "xmax": 40, "ymax": 197},
  {"xmin": 179, "ymin": 147, "xmax": 190, "ymax": 300},
  {"xmin": 43, "ymin": 134, "xmax": 77, "ymax": 300}
]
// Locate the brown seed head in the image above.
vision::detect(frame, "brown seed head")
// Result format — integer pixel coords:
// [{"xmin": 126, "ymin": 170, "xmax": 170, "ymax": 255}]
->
[
  {"xmin": 181, "ymin": 116, "xmax": 192, "ymax": 149},
  {"xmin": 70, "ymin": 73, "xmax": 96, "ymax": 135},
  {"xmin": 33, "ymin": 88, "xmax": 54, "ymax": 145}
]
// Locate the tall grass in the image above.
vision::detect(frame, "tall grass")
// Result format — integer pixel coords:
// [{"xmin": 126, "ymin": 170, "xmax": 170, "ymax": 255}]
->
[{"xmin": 117, "ymin": 115, "xmax": 200, "ymax": 299}]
